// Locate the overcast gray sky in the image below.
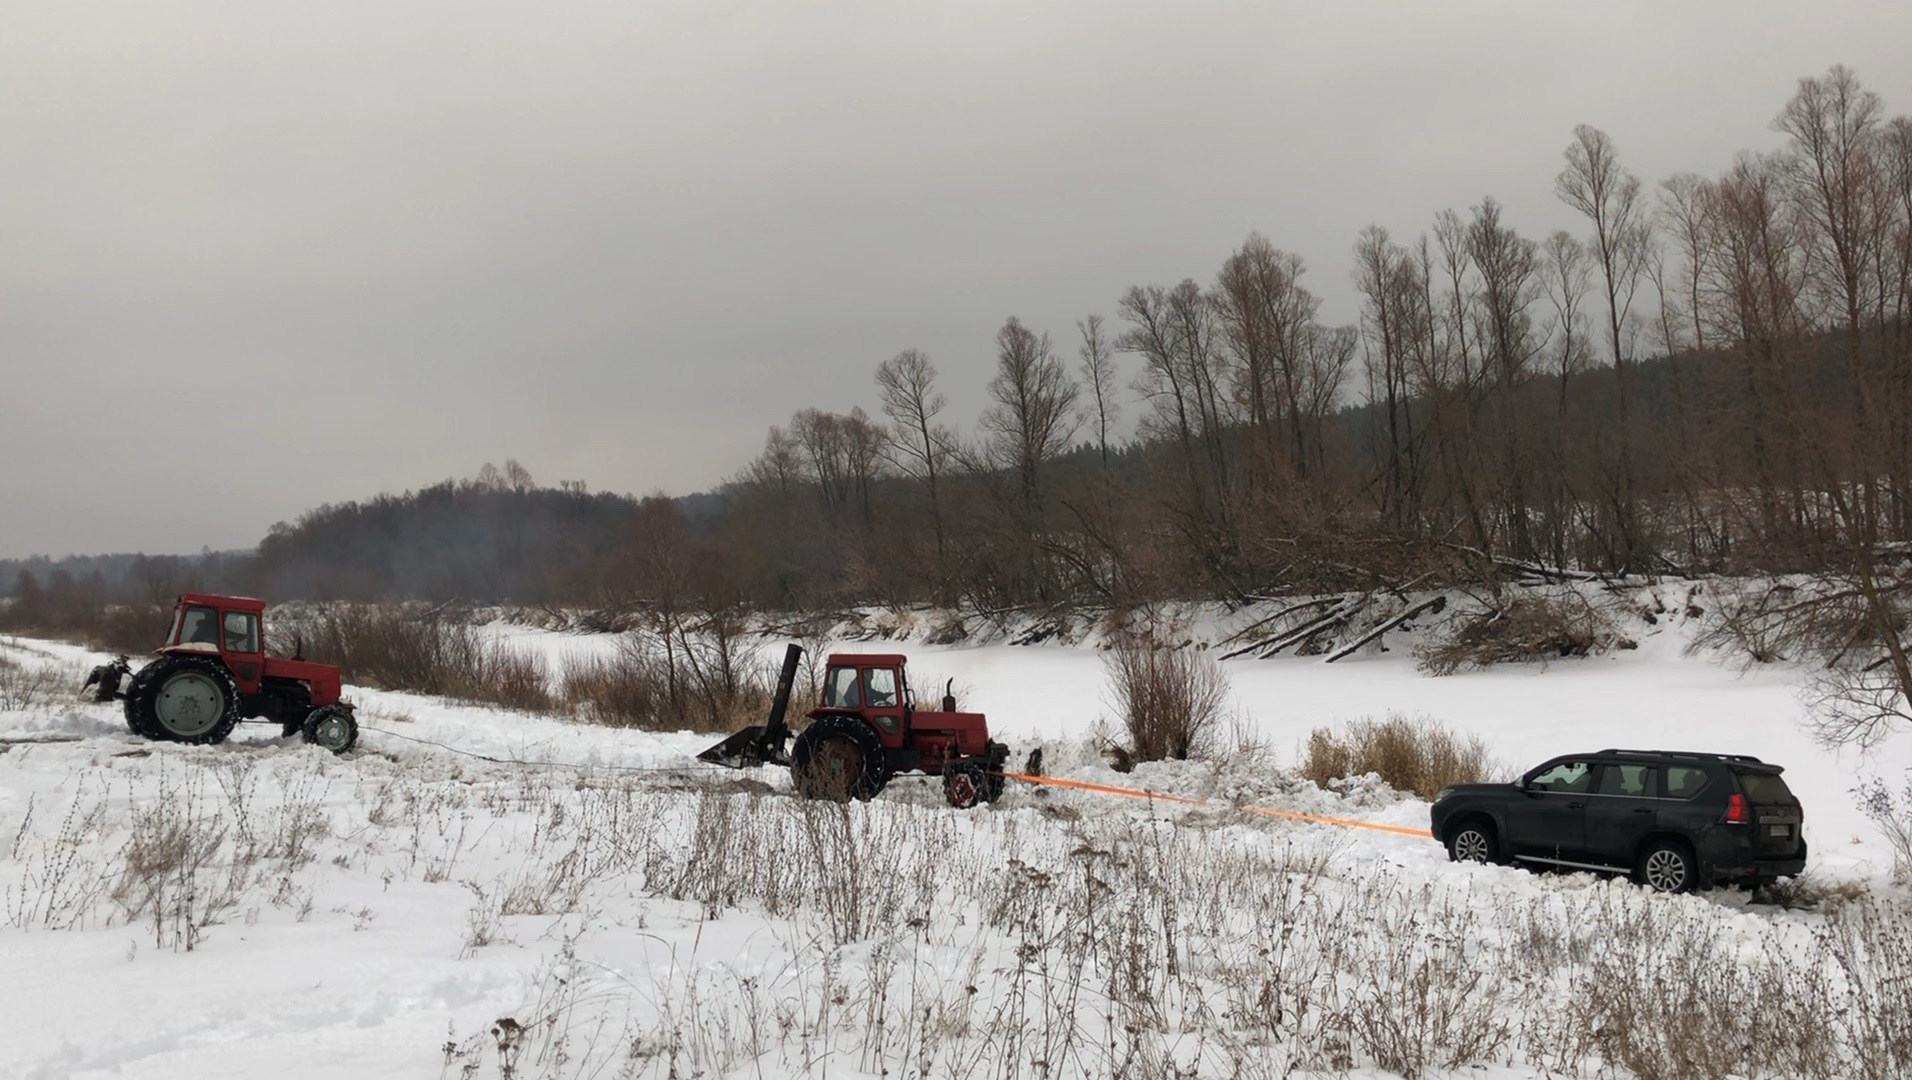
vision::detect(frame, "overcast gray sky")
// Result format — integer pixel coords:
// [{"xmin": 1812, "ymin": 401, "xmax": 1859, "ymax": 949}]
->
[{"xmin": 4, "ymin": 0, "xmax": 1910, "ymax": 558}]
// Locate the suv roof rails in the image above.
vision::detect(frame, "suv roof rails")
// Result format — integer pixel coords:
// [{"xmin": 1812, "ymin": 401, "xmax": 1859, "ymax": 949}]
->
[{"xmin": 1595, "ymin": 748, "xmax": 1765, "ymax": 764}]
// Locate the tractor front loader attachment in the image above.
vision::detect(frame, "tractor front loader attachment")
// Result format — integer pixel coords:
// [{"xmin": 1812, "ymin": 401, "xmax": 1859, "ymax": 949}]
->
[{"xmin": 697, "ymin": 642, "xmax": 802, "ymax": 768}]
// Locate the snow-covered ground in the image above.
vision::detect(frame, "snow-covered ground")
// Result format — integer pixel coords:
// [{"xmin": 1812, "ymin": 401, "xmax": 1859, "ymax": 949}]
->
[{"xmin": 3, "ymin": 602, "xmax": 1911, "ymax": 1079}]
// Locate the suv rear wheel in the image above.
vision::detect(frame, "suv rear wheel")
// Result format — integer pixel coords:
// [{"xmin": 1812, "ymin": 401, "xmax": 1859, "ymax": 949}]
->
[{"xmin": 1637, "ymin": 839, "xmax": 1697, "ymax": 893}]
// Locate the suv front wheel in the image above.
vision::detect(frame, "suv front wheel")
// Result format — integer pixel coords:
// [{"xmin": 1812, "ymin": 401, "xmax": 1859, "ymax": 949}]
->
[
  {"xmin": 1637, "ymin": 840, "xmax": 1698, "ymax": 893},
  {"xmin": 1446, "ymin": 820, "xmax": 1499, "ymax": 865}
]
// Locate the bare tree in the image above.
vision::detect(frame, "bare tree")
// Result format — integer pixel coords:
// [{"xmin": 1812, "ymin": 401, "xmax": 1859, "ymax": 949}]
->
[
  {"xmin": 791, "ymin": 408, "xmax": 849, "ymax": 515},
  {"xmin": 1541, "ymin": 230, "xmax": 1593, "ymax": 566},
  {"xmin": 1658, "ymin": 172, "xmax": 1714, "ymax": 355},
  {"xmin": 1213, "ymin": 232, "xmax": 1320, "ymax": 479},
  {"xmin": 1557, "ymin": 124, "xmax": 1654, "ymax": 567},
  {"xmin": 1468, "ymin": 196, "xmax": 1544, "ymax": 561},
  {"xmin": 1118, "ymin": 282, "xmax": 1239, "ymax": 591},
  {"xmin": 980, "ymin": 317, "xmax": 1082, "ymax": 516},
  {"xmin": 1355, "ymin": 226, "xmax": 1422, "ymax": 528},
  {"xmin": 1076, "ymin": 315, "xmax": 1120, "ymax": 470},
  {"xmin": 839, "ymin": 407, "xmax": 888, "ymax": 535},
  {"xmin": 1776, "ymin": 65, "xmax": 1888, "ymax": 338},
  {"xmin": 1776, "ymin": 66, "xmax": 1897, "ymax": 537},
  {"xmin": 743, "ymin": 425, "xmax": 802, "ymax": 500},
  {"xmin": 875, "ymin": 348, "xmax": 951, "ymax": 553},
  {"xmin": 1300, "ymin": 322, "xmax": 1357, "ymax": 473}
]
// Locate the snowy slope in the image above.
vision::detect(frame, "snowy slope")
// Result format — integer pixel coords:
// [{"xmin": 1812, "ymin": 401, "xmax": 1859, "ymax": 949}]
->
[{"xmin": 2, "ymin": 622, "xmax": 1909, "ymax": 1079}]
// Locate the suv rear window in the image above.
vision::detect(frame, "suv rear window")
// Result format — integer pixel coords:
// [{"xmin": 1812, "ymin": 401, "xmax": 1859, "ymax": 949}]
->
[{"xmin": 1735, "ymin": 771, "xmax": 1795, "ymax": 804}]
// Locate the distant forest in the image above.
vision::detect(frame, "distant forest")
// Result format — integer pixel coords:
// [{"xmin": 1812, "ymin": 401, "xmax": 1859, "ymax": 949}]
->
[{"xmin": 7, "ymin": 66, "xmax": 1912, "ymax": 628}]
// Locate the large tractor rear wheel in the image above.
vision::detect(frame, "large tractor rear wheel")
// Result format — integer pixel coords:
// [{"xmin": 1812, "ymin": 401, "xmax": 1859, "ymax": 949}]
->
[
  {"xmin": 132, "ymin": 656, "xmax": 240, "ymax": 745},
  {"xmin": 121, "ymin": 663, "xmax": 158, "ymax": 736},
  {"xmin": 791, "ymin": 717, "xmax": 886, "ymax": 802}
]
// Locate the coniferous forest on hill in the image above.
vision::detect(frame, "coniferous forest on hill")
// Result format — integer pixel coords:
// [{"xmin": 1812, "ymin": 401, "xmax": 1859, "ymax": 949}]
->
[{"xmin": 7, "ymin": 66, "xmax": 1912, "ymax": 629}]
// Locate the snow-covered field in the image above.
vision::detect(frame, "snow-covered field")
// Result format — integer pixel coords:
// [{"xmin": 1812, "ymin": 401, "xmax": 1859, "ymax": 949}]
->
[{"xmin": 3, "ymin": 599, "xmax": 1911, "ymax": 1079}]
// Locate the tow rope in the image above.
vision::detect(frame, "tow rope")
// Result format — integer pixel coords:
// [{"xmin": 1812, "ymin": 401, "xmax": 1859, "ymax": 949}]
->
[{"xmin": 996, "ymin": 771, "xmax": 1434, "ymax": 839}]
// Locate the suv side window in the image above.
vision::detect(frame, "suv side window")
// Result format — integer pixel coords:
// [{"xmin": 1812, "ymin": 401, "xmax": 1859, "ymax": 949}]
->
[
  {"xmin": 1664, "ymin": 766, "xmax": 1710, "ymax": 800},
  {"xmin": 1529, "ymin": 761, "xmax": 1594, "ymax": 793},
  {"xmin": 1597, "ymin": 763, "xmax": 1657, "ymax": 797}
]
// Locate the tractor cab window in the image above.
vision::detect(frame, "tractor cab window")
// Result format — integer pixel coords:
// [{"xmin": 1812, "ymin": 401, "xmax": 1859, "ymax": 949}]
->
[
  {"xmin": 866, "ymin": 668, "xmax": 898, "ymax": 708},
  {"xmin": 175, "ymin": 606, "xmax": 219, "ymax": 646},
  {"xmin": 823, "ymin": 666, "xmax": 862, "ymax": 708},
  {"xmin": 863, "ymin": 667, "xmax": 901, "ymax": 733},
  {"xmin": 223, "ymin": 612, "xmax": 260, "ymax": 654}
]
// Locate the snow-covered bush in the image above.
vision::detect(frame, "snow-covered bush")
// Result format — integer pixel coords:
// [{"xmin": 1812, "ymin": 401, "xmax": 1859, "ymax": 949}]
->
[
  {"xmin": 1101, "ymin": 631, "xmax": 1229, "ymax": 763},
  {"xmin": 1856, "ymin": 773, "xmax": 1912, "ymax": 882}
]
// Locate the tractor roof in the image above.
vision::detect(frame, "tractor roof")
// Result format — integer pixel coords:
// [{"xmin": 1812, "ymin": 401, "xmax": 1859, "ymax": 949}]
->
[
  {"xmin": 178, "ymin": 592, "xmax": 266, "ymax": 613},
  {"xmin": 826, "ymin": 652, "xmax": 907, "ymax": 667}
]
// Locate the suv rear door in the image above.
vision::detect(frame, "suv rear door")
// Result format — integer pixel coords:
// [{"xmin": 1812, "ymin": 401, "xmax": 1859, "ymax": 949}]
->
[
  {"xmin": 1584, "ymin": 762, "xmax": 1659, "ymax": 866},
  {"xmin": 1734, "ymin": 767, "xmax": 1804, "ymax": 858}
]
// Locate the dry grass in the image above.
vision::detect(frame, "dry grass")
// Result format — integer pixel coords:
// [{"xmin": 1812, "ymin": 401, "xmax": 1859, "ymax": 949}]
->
[
  {"xmin": 1300, "ymin": 713, "xmax": 1496, "ymax": 800},
  {"xmin": 435, "ymin": 780, "xmax": 1912, "ymax": 1080},
  {"xmin": 0, "ymin": 649, "xmax": 78, "ymax": 713},
  {"xmin": 293, "ymin": 605, "xmax": 554, "ymax": 712},
  {"xmin": 0, "ymin": 603, "xmax": 171, "ymax": 656},
  {"xmin": 560, "ymin": 634, "xmax": 776, "ymax": 733},
  {"xmin": 1856, "ymin": 773, "xmax": 1912, "ymax": 883},
  {"xmin": 11, "ymin": 741, "xmax": 1911, "ymax": 1079},
  {"xmin": 561, "ymin": 639, "xmax": 666, "ymax": 729}
]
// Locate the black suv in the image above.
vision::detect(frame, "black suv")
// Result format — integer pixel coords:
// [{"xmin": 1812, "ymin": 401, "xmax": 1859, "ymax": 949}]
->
[{"xmin": 1429, "ymin": 749, "xmax": 1806, "ymax": 892}]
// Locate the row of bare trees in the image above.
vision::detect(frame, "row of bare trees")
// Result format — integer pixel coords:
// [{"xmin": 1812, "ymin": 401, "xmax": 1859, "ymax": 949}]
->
[{"xmin": 710, "ymin": 67, "xmax": 1905, "ymax": 617}]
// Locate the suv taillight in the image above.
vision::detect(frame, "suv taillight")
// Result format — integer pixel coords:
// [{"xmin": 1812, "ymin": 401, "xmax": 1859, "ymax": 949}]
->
[{"xmin": 1724, "ymin": 792, "xmax": 1750, "ymax": 824}]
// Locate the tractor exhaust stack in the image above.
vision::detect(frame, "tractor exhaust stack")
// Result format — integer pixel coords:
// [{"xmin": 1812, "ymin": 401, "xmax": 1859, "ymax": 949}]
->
[{"xmin": 696, "ymin": 642, "xmax": 802, "ymax": 768}]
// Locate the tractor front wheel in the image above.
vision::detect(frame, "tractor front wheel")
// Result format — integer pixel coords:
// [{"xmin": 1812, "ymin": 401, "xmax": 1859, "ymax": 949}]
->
[
  {"xmin": 302, "ymin": 706, "xmax": 359, "ymax": 755},
  {"xmin": 944, "ymin": 765, "xmax": 986, "ymax": 809},
  {"xmin": 133, "ymin": 656, "xmax": 240, "ymax": 745},
  {"xmin": 791, "ymin": 718, "xmax": 885, "ymax": 802}
]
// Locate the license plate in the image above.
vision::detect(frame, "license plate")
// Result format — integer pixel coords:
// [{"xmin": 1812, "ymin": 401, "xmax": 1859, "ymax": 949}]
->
[{"xmin": 1769, "ymin": 825, "xmax": 1790, "ymax": 837}]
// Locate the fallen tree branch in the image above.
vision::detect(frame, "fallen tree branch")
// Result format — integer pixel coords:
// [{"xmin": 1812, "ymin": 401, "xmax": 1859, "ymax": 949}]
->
[{"xmin": 1325, "ymin": 595, "xmax": 1448, "ymax": 664}]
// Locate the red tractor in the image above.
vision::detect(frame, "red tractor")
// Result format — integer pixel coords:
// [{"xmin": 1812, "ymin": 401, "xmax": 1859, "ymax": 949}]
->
[
  {"xmin": 700, "ymin": 644, "xmax": 1011, "ymax": 807},
  {"xmin": 83, "ymin": 593, "xmax": 359, "ymax": 753}
]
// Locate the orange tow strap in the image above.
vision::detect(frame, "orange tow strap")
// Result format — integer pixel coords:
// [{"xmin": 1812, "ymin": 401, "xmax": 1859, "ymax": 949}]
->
[{"xmin": 995, "ymin": 771, "xmax": 1435, "ymax": 839}]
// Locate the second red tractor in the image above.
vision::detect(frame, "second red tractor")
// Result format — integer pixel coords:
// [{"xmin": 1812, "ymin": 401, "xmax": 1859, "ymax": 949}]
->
[
  {"xmin": 700, "ymin": 644, "xmax": 1011, "ymax": 807},
  {"xmin": 84, "ymin": 593, "xmax": 358, "ymax": 753}
]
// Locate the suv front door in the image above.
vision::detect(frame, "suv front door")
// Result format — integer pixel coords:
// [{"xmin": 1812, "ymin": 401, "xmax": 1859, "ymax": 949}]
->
[
  {"xmin": 1504, "ymin": 759, "xmax": 1594, "ymax": 861},
  {"xmin": 1584, "ymin": 762, "xmax": 1660, "ymax": 866}
]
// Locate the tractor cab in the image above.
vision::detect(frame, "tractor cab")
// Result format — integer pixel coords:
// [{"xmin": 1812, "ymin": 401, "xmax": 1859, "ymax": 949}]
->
[
  {"xmin": 163, "ymin": 593, "xmax": 268, "ymax": 688},
  {"xmin": 818, "ymin": 654, "xmax": 909, "ymax": 737}
]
